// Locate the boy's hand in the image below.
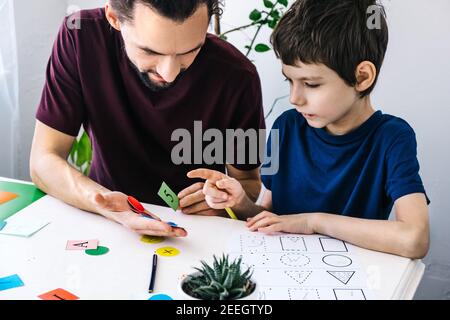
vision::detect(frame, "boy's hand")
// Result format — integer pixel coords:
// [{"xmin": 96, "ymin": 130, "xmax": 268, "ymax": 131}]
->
[
  {"xmin": 178, "ymin": 182, "xmax": 221, "ymax": 216},
  {"xmin": 246, "ymin": 211, "xmax": 316, "ymax": 235},
  {"xmin": 93, "ymin": 192, "xmax": 187, "ymax": 237},
  {"xmin": 187, "ymin": 169, "xmax": 246, "ymax": 210}
]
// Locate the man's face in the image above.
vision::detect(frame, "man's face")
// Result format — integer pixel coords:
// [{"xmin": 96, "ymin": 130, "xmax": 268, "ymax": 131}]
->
[
  {"xmin": 283, "ymin": 61, "xmax": 360, "ymax": 131},
  {"xmin": 118, "ymin": 3, "xmax": 209, "ymax": 91}
]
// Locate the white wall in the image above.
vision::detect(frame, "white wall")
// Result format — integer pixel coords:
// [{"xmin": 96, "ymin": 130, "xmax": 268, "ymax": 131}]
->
[
  {"xmin": 13, "ymin": 0, "xmax": 67, "ymax": 180},
  {"xmin": 0, "ymin": 0, "xmax": 18, "ymax": 179},
  {"xmin": 3, "ymin": 0, "xmax": 450, "ymax": 299},
  {"xmin": 219, "ymin": 0, "xmax": 290, "ymax": 130},
  {"xmin": 0, "ymin": 108, "xmax": 12, "ymax": 177},
  {"xmin": 372, "ymin": 0, "xmax": 450, "ymax": 299}
]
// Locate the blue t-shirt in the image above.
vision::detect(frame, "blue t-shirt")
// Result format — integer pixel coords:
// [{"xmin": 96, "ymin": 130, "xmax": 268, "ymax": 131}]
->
[{"xmin": 261, "ymin": 109, "xmax": 429, "ymax": 220}]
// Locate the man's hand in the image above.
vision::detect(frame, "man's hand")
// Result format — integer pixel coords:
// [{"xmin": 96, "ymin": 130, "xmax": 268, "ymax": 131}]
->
[
  {"xmin": 246, "ymin": 211, "xmax": 316, "ymax": 235},
  {"xmin": 93, "ymin": 191, "xmax": 187, "ymax": 237},
  {"xmin": 187, "ymin": 169, "xmax": 246, "ymax": 210},
  {"xmin": 178, "ymin": 182, "xmax": 223, "ymax": 216}
]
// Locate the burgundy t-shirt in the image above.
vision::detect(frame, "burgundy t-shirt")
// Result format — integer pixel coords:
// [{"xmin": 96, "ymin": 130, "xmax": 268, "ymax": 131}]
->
[{"xmin": 36, "ymin": 9, "xmax": 265, "ymax": 205}]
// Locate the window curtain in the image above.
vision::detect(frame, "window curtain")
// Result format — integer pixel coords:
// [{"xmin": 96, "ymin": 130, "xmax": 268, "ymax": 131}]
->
[{"xmin": 0, "ymin": 0, "xmax": 18, "ymax": 177}]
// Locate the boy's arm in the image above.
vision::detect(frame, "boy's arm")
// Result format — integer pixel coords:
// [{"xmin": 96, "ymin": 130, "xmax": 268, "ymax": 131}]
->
[
  {"xmin": 248, "ymin": 193, "xmax": 429, "ymax": 259},
  {"xmin": 311, "ymin": 193, "xmax": 429, "ymax": 259}
]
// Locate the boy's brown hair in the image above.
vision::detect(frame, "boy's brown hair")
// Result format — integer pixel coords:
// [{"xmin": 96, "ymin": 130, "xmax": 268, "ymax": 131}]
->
[{"xmin": 272, "ymin": 0, "xmax": 388, "ymax": 97}]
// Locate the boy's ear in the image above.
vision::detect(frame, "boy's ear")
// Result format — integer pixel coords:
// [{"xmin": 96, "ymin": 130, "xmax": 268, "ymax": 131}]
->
[
  {"xmin": 355, "ymin": 61, "xmax": 377, "ymax": 94},
  {"xmin": 105, "ymin": 3, "xmax": 122, "ymax": 31}
]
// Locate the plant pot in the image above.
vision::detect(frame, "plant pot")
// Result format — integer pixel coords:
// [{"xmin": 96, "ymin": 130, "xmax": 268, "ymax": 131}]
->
[{"xmin": 178, "ymin": 272, "xmax": 258, "ymax": 300}]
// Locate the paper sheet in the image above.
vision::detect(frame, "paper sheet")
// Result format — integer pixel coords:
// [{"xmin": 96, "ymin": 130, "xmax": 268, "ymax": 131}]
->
[
  {"xmin": 0, "ymin": 274, "xmax": 24, "ymax": 291},
  {"xmin": 0, "ymin": 216, "xmax": 49, "ymax": 237},
  {"xmin": 228, "ymin": 232, "xmax": 375, "ymax": 300}
]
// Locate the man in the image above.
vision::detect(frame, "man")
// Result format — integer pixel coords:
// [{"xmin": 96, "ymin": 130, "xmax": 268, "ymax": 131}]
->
[{"xmin": 30, "ymin": 0, "xmax": 265, "ymax": 238}]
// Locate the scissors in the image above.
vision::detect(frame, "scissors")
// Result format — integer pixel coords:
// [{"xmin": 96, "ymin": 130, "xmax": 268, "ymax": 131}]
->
[
  {"xmin": 127, "ymin": 196, "xmax": 160, "ymax": 220},
  {"xmin": 127, "ymin": 196, "xmax": 186, "ymax": 232}
]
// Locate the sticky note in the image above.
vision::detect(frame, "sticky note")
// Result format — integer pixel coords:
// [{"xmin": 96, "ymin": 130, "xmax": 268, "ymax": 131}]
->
[
  {"xmin": 0, "ymin": 221, "xmax": 6, "ymax": 231},
  {"xmin": 66, "ymin": 239, "xmax": 99, "ymax": 250},
  {"xmin": 0, "ymin": 191, "xmax": 18, "ymax": 205},
  {"xmin": 156, "ymin": 246, "xmax": 180, "ymax": 257},
  {"xmin": 0, "ymin": 274, "xmax": 24, "ymax": 291},
  {"xmin": 0, "ymin": 217, "xmax": 50, "ymax": 237},
  {"xmin": 158, "ymin": 182, "xmax": 179, "ymax": 211},
  {"xmin": 38, "ymin": 288, "xmax": 79, "ymax": 300}
]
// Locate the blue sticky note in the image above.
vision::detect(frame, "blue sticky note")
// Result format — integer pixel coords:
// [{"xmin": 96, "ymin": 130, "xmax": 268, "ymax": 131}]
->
[
  {"xmin": 0, "ymin": 221, "xmax": 6, "ymax": 231},
  {"xmin": 0, "ymin": 274, "xmax": 24, "ymax": 291}
]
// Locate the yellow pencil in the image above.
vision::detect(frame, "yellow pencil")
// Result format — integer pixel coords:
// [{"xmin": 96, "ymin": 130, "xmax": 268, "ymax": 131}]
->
[{"xmin": 225, "ymin": 207, "xmax": 238, "ymax": 220}]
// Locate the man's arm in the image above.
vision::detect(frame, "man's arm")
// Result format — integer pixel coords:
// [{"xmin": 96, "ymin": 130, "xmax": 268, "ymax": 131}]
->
[
  {"xmin": 30, "ymin": 120, "xmax": 110, "ymax": 215},
  {"xmin": 232, "ymin": 188, "xmax": 272, "ymax": 220},
  {"xmin": 179, "ymin": 165, "xmax": 263, "ymax": 216},
  {"xmin": 185, "ymin": 167, "xmax": 268, "ymax": 219},
  {"xmin": 30, "ymin": 121, "xmax": 186, "ymax": 237},
  {"xmin": 226, "ymin": 165, "xmax": 261, "ymax": 202}
]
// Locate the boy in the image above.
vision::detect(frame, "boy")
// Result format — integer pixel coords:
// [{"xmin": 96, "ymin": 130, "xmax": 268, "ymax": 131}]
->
[{"xmin": 187, "ymin": 0, "xmax": 430, "ymax": 259}]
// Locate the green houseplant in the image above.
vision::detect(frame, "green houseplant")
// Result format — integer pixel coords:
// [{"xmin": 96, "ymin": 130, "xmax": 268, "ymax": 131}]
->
[{"xmin": 180, "ymin": 254, "xmax": 256, "ymax": 300}]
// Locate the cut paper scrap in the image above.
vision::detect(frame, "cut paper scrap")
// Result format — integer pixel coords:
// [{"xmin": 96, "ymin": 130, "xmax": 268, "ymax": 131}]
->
[
  {"xmin": 0, "ymin": 217, "xmax": 50, "ymax": 238},
  {"xmin": 0, "ymin": 274, "xmax": 24, "ymax": 291},
  {"xmin": 85, "ymin": 246, "xmax": 110, "ymax": 256},
  {"xmin": 0, "ymin": 181, "xmax": 45, "ymax": 221},
  {"xmin": 38, "ymin": 288, "xmax": 79, "ymax": 300},
  {"xmin": 0, "ymin": 221, "xmax": 6, "ymax": 231},
  {"xmin": 158, "ymin": 182, "xmax": 179, "ymax": 211},
  {"xmin": 141, "ymin": 235, "xmax": 164, "ymax": 244},
  {"xmin": 156, "ymin": 246, "xmax": 180, "ymax": 257},
  {"xmin": 0, "ymin": 191, "xmax": 18, "ymax": 205},
  {"xmin": 66, "ymin": 239, "xmax": 99, "ymax": 250}
]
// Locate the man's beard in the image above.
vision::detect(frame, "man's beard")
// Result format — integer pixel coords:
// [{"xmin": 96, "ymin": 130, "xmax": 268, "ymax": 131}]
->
[{"xmin": 130, "ymin": 62, "xmax": 185, "ymax": 93}]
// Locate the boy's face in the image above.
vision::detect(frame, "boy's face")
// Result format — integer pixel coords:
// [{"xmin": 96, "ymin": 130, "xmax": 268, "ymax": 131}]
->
[{"xmin": 283, "ymin": 61, "xmax": 360, "ymax": 131}]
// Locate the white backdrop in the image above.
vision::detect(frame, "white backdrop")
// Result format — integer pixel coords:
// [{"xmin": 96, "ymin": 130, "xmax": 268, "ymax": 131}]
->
[
  {"xmin": 1, "ymin": 0, "xmax": 449, "ymax": 299},
  {"xmin": 0, "ymin": 0, "xmax": 19, "ymax": 178}
]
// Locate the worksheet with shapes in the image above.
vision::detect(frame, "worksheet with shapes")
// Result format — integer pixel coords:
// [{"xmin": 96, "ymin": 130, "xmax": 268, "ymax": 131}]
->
[{"xmin": 228, "ymin": 232, "xmax": 375, "ymax": 300}]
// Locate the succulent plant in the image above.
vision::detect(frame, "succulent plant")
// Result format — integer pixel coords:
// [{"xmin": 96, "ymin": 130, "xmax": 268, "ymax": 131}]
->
[{"xmin": 183, "ymin": 254, "xmax": 255, "ymax": 300}]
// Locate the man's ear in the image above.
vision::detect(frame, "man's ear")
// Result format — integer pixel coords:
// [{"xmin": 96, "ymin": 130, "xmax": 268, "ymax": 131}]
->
[
  {"xmin": 355, "ymin": 61, "xmax": 377, "ymax": 94},
  {"xmin": 105, "ymin": 3, "xmax": 121, "ymax": 31}
]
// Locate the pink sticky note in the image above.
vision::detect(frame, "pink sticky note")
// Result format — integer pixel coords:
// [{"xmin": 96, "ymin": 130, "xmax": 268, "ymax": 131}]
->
[{"xmin": 66, "ymin": 239, "xmax": 99, "ymax": 250}]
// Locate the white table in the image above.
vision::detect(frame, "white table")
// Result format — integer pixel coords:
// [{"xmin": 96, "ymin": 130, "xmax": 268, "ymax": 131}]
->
[{"xmin": 0, "ymin": 178, "xmax": 424, "ymax": 300}]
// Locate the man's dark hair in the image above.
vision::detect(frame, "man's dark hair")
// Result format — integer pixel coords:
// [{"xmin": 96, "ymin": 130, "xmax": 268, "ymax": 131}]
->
[
  {"xmin": 110, "ymin": 0, "xmax": 222, "ymax": 22},
  {"xmin": 271, "ymin": 0, "xmax": 388, "ymax": 97}
]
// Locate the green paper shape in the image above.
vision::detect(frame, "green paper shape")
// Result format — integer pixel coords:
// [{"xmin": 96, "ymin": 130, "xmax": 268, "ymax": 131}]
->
[
  {"xmin": 0, "ymin": 181, "xmax": 46, "ymax": 221},
  {"xmin": 85, "ymin": 246, "xmax": 110, "ymax": 256},
  {"xmin": 158, "ymin": 182, "xmax": 179, "ymax": 211}
]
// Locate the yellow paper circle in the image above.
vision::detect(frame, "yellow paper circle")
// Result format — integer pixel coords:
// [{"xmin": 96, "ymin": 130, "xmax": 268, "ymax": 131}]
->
[
  {"xmin": 140, "ymin": 235, "xmax": 165, "ymax": 244},
  {"xmin": 156, "ymin": 247, "xmax": 180, "ymax": 257}
]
